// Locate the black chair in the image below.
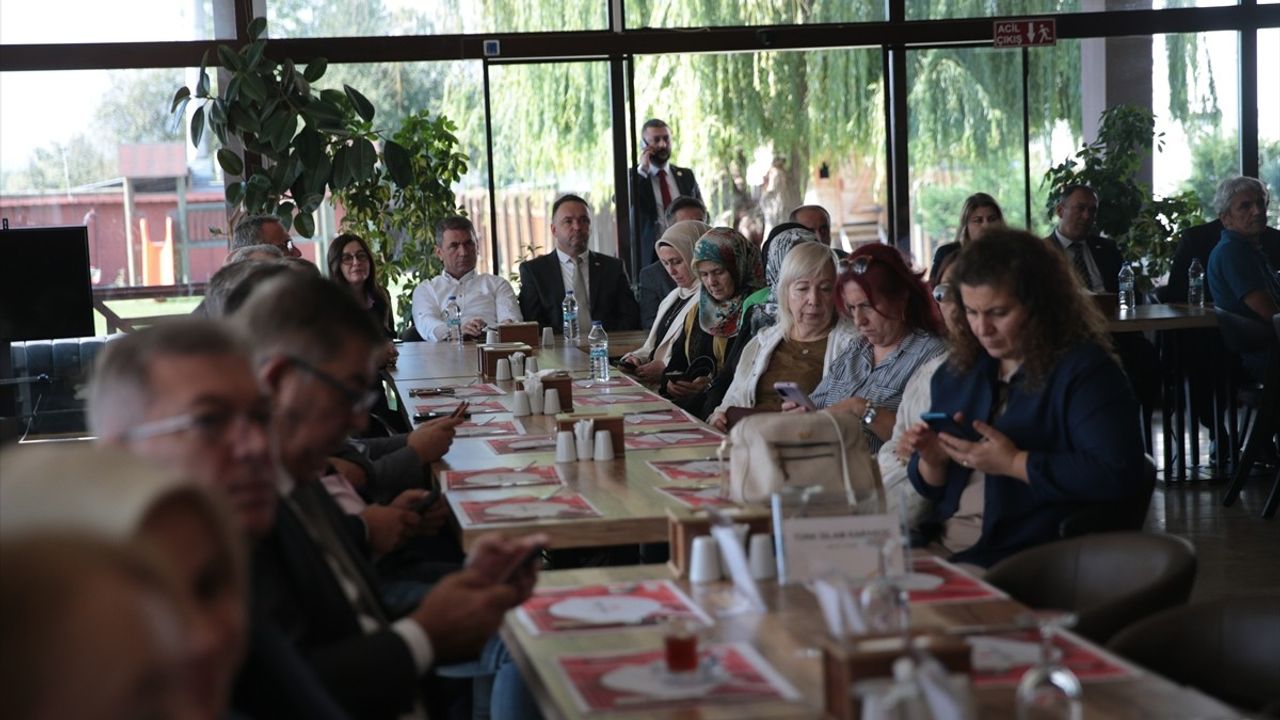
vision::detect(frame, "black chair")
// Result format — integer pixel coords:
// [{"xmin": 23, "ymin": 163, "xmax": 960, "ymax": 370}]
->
[
  {"xmin": 400, "ymin": 323, "xmax": 423, "ymax": 342},
  {"xmin": 1058, "ymin": 454, "xmax": 1156, "ymax": 538},
  {"xmin": 1214, "ymin": 309, "xmax": 1279, "ymax": 519},
  {"xmin": 1108, "ymin": 594, "xmax": 1280, "ymax": 714},
  {"xmin": 984, "ymin": 532, "xmax": 1197, "ymax": 644}
]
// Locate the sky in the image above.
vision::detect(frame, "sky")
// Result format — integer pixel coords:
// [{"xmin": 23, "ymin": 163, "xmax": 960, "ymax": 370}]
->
[{"xmin": 1, "ymin": 2, "xmax": 1276, "ymax": 184}]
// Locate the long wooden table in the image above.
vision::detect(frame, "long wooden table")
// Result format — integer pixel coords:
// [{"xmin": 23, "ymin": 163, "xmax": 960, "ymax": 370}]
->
[
  {"xmin": 1105, "ymin": 303, "xmax": 1217, "ymax": 333},
  {"xmin": 503, "ymin": 564, "xmax": 1238, "ymax": 720},
  {"xmin": 390, "ymin": 331, "xmax": 719, "ymax": 551}
]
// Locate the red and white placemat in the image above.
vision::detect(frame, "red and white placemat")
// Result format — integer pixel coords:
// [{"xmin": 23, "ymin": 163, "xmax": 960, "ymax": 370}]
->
[
  {"xmin": 454, "ymin": 418, "xmax": 524, "ymax": 437},
  {"xmin": 516, "ymin": 579, "xmax": 711, "ymax": 635},
  {"xmin": 440, "ymin": 465, "xmax": 561, "ymax": 491},
  {"xmin": 655, "ymin": 484, "xmax": 738, "ymax": 510},
  {"xmin": 452, "ymin": 491, "xmax": 601, "ymax": 524},
  {"xmin": 556, "ymin": 642, "xmax": 800, "ymax": 713},
  {"xmin": 624, "ymin": 408, "xmax": 699, "ymax": 428},
  {"xmin": 967, "ymin": 629, "xmax": 1139, "ymax": 688},
  {"xmin": 646, "ymin": 458, "xmax": 724, "ymax": 482},
  {"xmin": 573, "ymin": 376, "xmax": 641, "ymax": 390},
  {"xmin": 484, "ymin": 435, "xmax": 558, "ymax": 455},
  {"xmin": 574, "ymin": 390, "xmax": 666, "ymax": 407},
  {"xmin": 415, "ymin": 398, "xmax": 507, "ymax": 414},
  {"xmin": 903, "ymin": 555, "xmax": 1008, "ymax": 605},
  {"xmin": 626, "ymin": 427, "xmax": 724, "ymax": 450}
]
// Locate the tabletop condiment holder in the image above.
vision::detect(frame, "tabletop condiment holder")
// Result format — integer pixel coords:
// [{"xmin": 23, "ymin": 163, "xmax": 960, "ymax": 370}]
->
[
  {"xmin": 821, "ymin": 634, "xmax": 973, "ymax": 720},
  {"xmin": 666, "ymin": 508, "xmax": 771, "ymax": 580},
  {"xmin": 555, "ymin": 413, "xmax": 624, "ymax": 458},
  {"xmin": 517, "ymin": 371, "xmax": 574, "ymax": 411},
  {"xmin": 496, "ymin": 321, "xmax": 541, "ymax": 347},
  {"xmin": 476, "ymin": 342, "xmax": 532, "ymax": 378}
]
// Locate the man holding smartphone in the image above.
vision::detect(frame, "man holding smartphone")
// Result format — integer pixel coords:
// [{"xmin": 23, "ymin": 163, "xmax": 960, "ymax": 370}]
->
[{"xmin": 631, "ymin": 118, "xmax": 703, "ymax": 271}]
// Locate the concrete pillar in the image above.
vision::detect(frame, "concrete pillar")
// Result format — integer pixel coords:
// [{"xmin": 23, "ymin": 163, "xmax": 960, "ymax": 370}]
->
[{"xmin": 1080, "ymin": 0, "xmax": 1154, "ymax": 188}]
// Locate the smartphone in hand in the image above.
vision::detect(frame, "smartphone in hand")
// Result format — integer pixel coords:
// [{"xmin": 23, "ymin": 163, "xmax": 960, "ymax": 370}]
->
[
  {"xmin": 409, "ymin": 487, "xmax": 441, "ymax": 513},
  {"xmin": 773, "ymin": 381, "xmax": 817, "ymax": 411},
  {"xmin": 920, "ymin": 412, "xmax": 982, "ymax": 442},
  {"xmin": 502, "ymin": 544, "xmax": 546, "ymax": 585}
]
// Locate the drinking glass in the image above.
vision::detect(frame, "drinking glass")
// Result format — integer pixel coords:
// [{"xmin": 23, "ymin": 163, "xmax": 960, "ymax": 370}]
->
[
  {"xmin": 858, "ymin": 537, "xmax": 909, "ymax": 634},
  {"xmin": 1015, "ymin": 612, "xmax": 1083, "ymax": 720}
]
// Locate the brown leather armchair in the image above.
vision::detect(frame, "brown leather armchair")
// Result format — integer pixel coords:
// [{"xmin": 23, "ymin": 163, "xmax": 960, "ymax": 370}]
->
[
  {"xmin": 1108, "ymin": 594, "xmax": 1280, "ymax": 714},
  {"xmin": 984, "ymin": 532, "xmax": 1196, "ymax": 644}
]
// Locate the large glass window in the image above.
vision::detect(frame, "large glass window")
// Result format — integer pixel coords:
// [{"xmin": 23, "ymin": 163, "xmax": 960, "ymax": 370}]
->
[
  {"xmin": 907, "ymin": 0, "xmax": 1233, "ymax": 21},
  {"xmin": 486, "ymin": 61, "xmax": 616, "ymax": 282},
  {"xmin": 1260, "ymin": 28, "xmax": 1280, "ymax": 226},
  {"xmin": 626, "ymin": 0, "xmax": 883, "ymax": 29},
  {"xmin": 633, "ymin": 47, "xmax": 886, "ymax": 253},
  {"xmin": 0, "ymin": 0, "xmax": 224, "ymax": 44},
  {"xmin": 267, "ymin": 0, "xmax": 607, "ymax": 37}
]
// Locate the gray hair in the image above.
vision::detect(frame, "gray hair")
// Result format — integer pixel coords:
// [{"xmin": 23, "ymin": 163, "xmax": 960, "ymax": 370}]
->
[
  {"xmin": 233, "ymin": 273, "xmax": 383, "ymax": 368},
  {"xmin": 87, "ymin": 319, "xmax": 248, "ymax": 440},
  {"xmin": 1212, "ymin": 176, "xmax": 1269, "ymax": 218},
  {"xmin": 776, "ymin": 242, "xmax": 839, "ymax": 337},
  {"xmin": 231, "ymin": 215, "xmax": 285, "ymax": 249},
  {"xmin": 203, "ymin": 260, "xmax": 290, "ymax": 319},
  {"xmin": 226, "ymin": 244, "xmax": 285, "ymax": 264}
]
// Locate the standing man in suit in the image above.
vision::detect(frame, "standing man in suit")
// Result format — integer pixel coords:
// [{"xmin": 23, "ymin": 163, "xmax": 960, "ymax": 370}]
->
[
  {"xmin": 637, "ymin": 196, "xmax": 708, "ymax": 328},
  {"xmin": 519, "ymin": 194, "xmax": 641, "ymax": 333},
  {"xmin": 1049, "ymin": 184, "xmax": 1123, "ymax": 293},
  {"xmin": 631, "ymin": 119, "xmax": 703, "ymax": 270}
]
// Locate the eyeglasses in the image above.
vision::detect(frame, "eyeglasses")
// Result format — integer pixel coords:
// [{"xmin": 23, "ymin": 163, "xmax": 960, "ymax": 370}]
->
[
  {"xmin": 341, "ymin": 251, "xmax": 370, "ymax": 265},
  {"xmin": 288, "ymin": 357, "xmax": 380, "ymax": 413},
  {"xmin": 125, "ymin": 404, "xmax": 271, "ymax": 444},
  {"xmin": 847, "ymin": 255, "xmax": 877, "ymax": 274},
  {"xmin": 932, "ymin": 283, "xmax": 955, "ymax": 304}
]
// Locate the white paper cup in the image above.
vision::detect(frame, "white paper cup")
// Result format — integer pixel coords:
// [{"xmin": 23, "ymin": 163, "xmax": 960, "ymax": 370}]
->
[
  {"xmin": 593, "ymin": 430, "xmax": 615, "ymax": 461},
  {"xmin": 543, "ymin": 388, "xmax": 561, "ymax": 415},
  {"xmin": 748, "ymin": 534, "xmax": 776, "ymax": 580},
  {"xmin": 541, "ymin": 327, "xmax": 555, "ymax": 347},
  {"xmin": 510, "ymin": 390, "xmax": 531, "ymax": 417},
  {"xmin": 575, "ymin": 435, "xmax": 592, "ymax": 461},
  {"xmin": 689, "ymin": 536, "xmax": 722, "ymax": 584},
  {"xmin": 554, "ymin": 431, "xmax": 577, "ymax": 463},
  {"xmin": 486, "ymin": 328, "xmax": 500, "ymax": 344},
  {"xmin": 494, "ymin": 358, "xmax": 512, "ymax": 381},
  {"xmin": 511, "ymin": 355, "xmax": 525, "ymax": 376},
  {"xmin": 525, "ymin": 357, "xmax": 539, "ymax": 374}
]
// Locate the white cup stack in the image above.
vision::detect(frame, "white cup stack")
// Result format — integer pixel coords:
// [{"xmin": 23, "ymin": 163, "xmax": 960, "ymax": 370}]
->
[
  {"xmin": 543, "ymin": 388, "xmax": 562, "ymax": 415},
  {"xmin": 541, "ymin": 327, "xmax": 555, "ymax": 347},
  {"xmin": 494, "ymin": 358, "xmax": 512, "ymax": 381},
  {"xmin": 510, "ymin": 390, "xmax": 531, "ymax": 417},
  {"xmin": 554, "ymin": 431, "xmax": 577, "ymax": 463},
  {"xmin": 593, "ymin": 430, "xmax": 615, "ymax": 461},
  {"xmin": 748, "ymin": 534, "xmax": 776, "ymax": 580},
  {"xmin": 689, "ymin": 536, "xmax": 722, "ymax": 584}
]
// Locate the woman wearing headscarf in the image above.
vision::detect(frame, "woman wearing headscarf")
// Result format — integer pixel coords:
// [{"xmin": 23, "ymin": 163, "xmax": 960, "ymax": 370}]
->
[
  {"xmin": 709, "ymin": 241, "xmax": 857, "ymax": 430},
  {"xmin": 619, "ymin": 220, "xmax": 710, "ymax": 383},
  {"xmin": 701, "ymin": 224, "xmax": 819, "ymax": 414},
  {"xmin": 661, "ymin": 227, "xmax": 763, "ymax": 415},
  {"xmin": 0, "ymin": 445, "xmax": 250, "ymax": 720}
]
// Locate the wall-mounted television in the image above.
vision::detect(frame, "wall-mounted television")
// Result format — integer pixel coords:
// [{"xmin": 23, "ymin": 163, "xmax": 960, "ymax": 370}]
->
[{"xmin": 0, "ymin": 225, "xmax": 95, "ymax": 342}]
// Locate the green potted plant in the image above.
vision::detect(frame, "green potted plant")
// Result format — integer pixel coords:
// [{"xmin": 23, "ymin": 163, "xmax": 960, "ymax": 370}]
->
[{"xmin": 1044, "ymin": 105, "xmax": 1203, "ymax": 294}]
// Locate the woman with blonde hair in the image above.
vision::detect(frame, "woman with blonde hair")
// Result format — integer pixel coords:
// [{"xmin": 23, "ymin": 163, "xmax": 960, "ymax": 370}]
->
[
  {"xmin": 929, "ymin": 192, "xmax": 1005, "ymax": 285},
  {"xmin": 0, "ymin": 445, "xmax": 249, "ymax": 720},
  {"xmin": 709, "ymin": 241, "xmax": 856, "ymax": 430}
]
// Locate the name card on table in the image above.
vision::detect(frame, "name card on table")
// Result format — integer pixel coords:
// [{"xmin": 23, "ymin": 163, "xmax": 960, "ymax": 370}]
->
[{"xmin": 778, "ymin": 513, "xmax": 904, "ymax": 585}]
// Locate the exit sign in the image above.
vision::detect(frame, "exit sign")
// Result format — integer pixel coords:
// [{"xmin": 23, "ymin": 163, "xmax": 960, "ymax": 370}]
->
[{"xmin": 993, "ymin": 19, "xmax": 1057, "ymax": 48}]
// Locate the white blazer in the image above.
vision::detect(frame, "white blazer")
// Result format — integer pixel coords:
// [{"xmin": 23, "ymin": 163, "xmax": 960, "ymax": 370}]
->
[
  {"xmin": 629, "ymin": 286, "xmax": 699, "ymax": 365},
  {"xmin": 712, "ymin": 316, "xmax": 859, "ymax": 417}
]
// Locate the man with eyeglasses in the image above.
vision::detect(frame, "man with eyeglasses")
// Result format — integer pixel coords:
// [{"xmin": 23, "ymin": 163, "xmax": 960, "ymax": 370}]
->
[
  {"xmin": 411, "ymin": 215, "xmax": 521, "ymax": 342},
  {"xmin": 232, "ymin": 214, "xmax": 302, "ymax": 258},
  {"xmin": 233, "ymin": 272, "xmax": 542, "ymax": 719}
]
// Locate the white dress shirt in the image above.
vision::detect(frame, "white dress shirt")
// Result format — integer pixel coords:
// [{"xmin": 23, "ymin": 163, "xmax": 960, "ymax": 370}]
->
[
  {"xmin": 411, "ymin": 269, "xmax": 521, "ymax": 342},
  {"xmin": 555, "ymin": 248, "xmax": 591, "ymax": 302},
  {"xmin": 1053, "ymin": 228, "xmax": 1105, "ymax": 292},
  {"xmin": 637, "ymin": 160, "xmax": 680, "ymax": 228}
]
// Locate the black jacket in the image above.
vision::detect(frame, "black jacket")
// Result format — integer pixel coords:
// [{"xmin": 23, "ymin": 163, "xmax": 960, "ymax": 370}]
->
[
  {"xmin": 630, "ymin": 164, "xmax": 702, "ymax": 268},
  {"xmin": 1046, "ymin": 231, "xmax": 1124, "ymax": 294},
  {"xmin": 518, "ymin": 250, "xmax": 641, "ymax": 332},
  {"xmin": 636, "ymin": 261, "xmax": 677, "ymax": 330}
]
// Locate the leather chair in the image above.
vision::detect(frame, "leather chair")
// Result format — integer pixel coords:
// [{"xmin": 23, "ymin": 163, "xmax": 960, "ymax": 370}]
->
[
  {"xmin": 1215, "ymin": 308, "xmax": 1279, "ymax": 519},
  {"xmin": 984, "ymin": 532, "xmax": 1196, "ymax": 644},
  {"xmin": 1058, "ymin": 454, "xmax": 1156, "ymax": 538},
  {"xmin": 1108, "ymin": 594, "xmax": 1280, "ymax": 714}
]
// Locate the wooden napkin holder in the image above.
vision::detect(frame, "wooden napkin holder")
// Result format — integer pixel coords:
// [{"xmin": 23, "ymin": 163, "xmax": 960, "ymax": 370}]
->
[
  {"xmin": 666, "ymin": 508, "xmax": 772, "ymax": 579},
  {"xmin": 476, "ymin": 343, "xmax": 532, "ymax": 378},
  {"xmin": 821, "ymin": 634, "xmax": 972, "ymax": 720},
  {"xmin": 496, "ymin": 321, "xmax": 541, "ymax": 346},
  {"xmin": 542, "ymin": 373, "xmax": 574, "ymax": 411},
  {"xmin": 554, "ymin": 413, "xmax": 625, "ymax": 458}
]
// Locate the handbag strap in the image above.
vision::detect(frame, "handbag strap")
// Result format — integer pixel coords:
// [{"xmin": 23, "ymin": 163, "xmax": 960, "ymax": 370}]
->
[{"xmin": 818, "ymin": 410, "xmax": 856, "ymax": 506}]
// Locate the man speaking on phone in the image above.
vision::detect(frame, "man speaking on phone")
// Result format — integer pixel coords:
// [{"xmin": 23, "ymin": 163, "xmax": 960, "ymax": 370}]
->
[{"xmin": 631, "ymin": 118, "xmax": 703, "ymax": 271}]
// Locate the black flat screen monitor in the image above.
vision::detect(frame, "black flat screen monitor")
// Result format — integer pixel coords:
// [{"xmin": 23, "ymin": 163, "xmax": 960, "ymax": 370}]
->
[{"xmin": 0, "ymin": 225, "xmax": 95, "ymax": 342}]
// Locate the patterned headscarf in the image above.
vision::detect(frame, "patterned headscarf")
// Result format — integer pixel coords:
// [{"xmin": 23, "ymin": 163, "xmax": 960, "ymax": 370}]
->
[{"xmin": 692, "ymin": 227, "xmax": 764, "ymax": 338}]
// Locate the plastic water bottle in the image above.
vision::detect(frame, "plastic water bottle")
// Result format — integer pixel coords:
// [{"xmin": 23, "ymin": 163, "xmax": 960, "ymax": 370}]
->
[
  {"xmin": 1187, "ymin": 257, "xmax": 1205, "ymax": 308},
  {"xmin": 444, "ymin": 295, "xmax": 462, "ymax": 344},
  {"xmin": 1117, "ymin": 264, "xmax": 1135, "ymax": 311},
  {"xmin": 562, "ymin": 290, "xmax": 579, "ymax": 343},
  {"xmin": 588, "ymin": 322, "xmax": 609, "ymax": 381}
]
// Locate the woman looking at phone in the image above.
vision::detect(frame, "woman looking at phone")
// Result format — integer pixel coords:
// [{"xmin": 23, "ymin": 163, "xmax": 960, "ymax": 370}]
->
[
  {"xmin": 618, "ymin": 221, "xmax": 709, "ymax": 382},
  {"xmin": 661, "ymin": 227, "xmax": 763, "ymax": 414},
  {"xmin": 900, "ymin": 230, "xmax": 1146, "ymax": 568},
  {"xmin": 785, "ymin": 244, "xmax": 946, "ymax": 451},
  {"xmin": 708, "ymin": 242, "xmax": 855, "ymax": 431}
]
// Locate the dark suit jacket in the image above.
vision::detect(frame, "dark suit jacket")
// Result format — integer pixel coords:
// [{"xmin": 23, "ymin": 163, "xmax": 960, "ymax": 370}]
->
[
  {"xmin": 636, "ymin": 261, "xmax": 677, "ymax": 329},
  {"xmin": 1046, "ymin": 231, "xmax": 1123, "ymax": 294},
  {"xmin": 255, "ymin": 483, "xmax": 420, "ymax": 719},
  {"xmin": 518, "ymin": 250, "xmax": 641, "ymax": 332},
  {"xmin": 1163, "ymin": 219, "xmax": 1280, "ymax": 303},
  {"xmin": 630, "ymin": 164, "xmax": 702, "ymax": 268}
]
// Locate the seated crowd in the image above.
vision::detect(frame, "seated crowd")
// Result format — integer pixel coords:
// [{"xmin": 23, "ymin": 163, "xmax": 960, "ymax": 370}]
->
[{"xmin": 1, "ymin": 168, "xmax": 1276, "ymax": 720}]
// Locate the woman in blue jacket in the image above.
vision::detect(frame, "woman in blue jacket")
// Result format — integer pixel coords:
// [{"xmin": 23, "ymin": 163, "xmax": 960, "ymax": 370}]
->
[{"xmin": 901, "ymin": 229, "xmax": 1147, "ymax": 568}]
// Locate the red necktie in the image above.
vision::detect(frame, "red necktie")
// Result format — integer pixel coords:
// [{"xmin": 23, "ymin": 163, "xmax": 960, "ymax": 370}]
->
[{"xmin": 656, "ymin": 168, "xmax": 673, "ymax": 211}]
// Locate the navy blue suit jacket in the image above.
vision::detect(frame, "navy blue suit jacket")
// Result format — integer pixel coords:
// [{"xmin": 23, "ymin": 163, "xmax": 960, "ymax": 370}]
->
[{"xmin": 908, "ymin": 343, "xmax": 1147, "ymax": 567}]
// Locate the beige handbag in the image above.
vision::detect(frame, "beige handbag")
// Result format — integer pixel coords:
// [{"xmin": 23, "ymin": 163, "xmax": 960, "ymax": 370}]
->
[{"xmin": 719, "ymin": 410, "xmax": 884, "ymax": 507}]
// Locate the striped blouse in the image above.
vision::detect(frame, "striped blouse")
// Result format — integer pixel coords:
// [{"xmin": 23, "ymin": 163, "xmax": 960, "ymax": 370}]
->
[{"xmin": 809, "ymin": 329, "xmax": 947, "ymax": 451}]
